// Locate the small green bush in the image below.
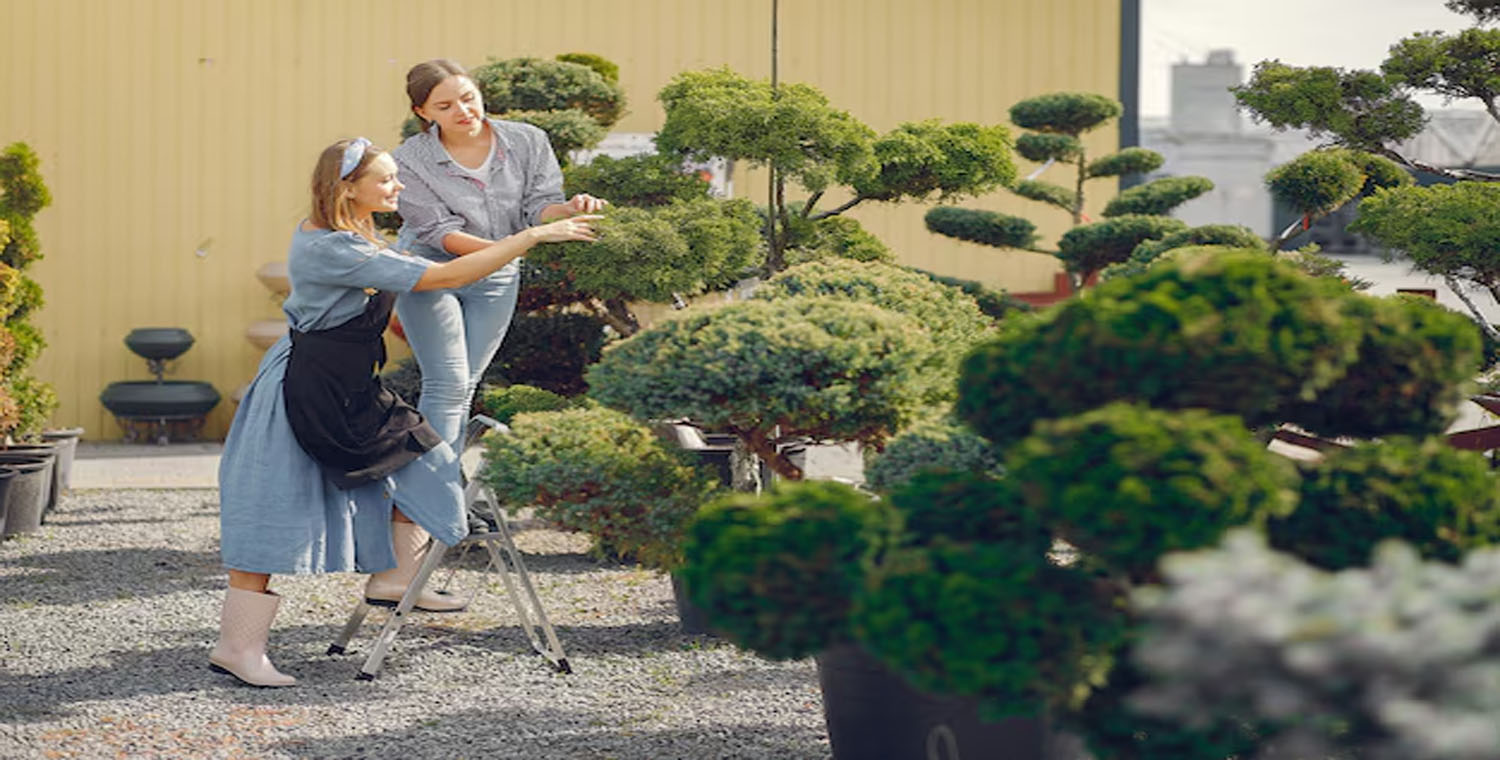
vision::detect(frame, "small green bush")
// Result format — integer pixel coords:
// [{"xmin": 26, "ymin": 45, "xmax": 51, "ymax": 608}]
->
[
  {"xmin": 1006, "ymin": 403, "xmax": 1298, "ymax": 578},
  {"xmin": 864, "ymin": 416, "xmax": 1001, "ymax": 494},
  {"xmin": 1100, "ymin": 176, "xmax": 1214, "ymax": 218},
  {"xmin": 1086, "ymin": 147, "xmax": 1165, "ymax": 178},
  {"xmin": 1102, "ymin": 224, "xmax": 1267, "ymax": 280},
  {"xmin": 587, "ymin": 297, "xmax": 937, "ymax": 460},
  {"xmin": 475, "ymin": 384, "xmax": 574, "ymax": 425},
  {"xmin": 784, "ymin": 214, "xmax": 895, "ymax": 265},
  {"xmin": 1265, "ymin": 150, "xmax": 1366, "ymax": 217},
  {"xmin": 885, "ymin": 470, "xmax": 1044, "ymax": 550},
  {"xmin": 913, "ymin": 269, "xmax": 1033, "ymax": 321},
  {"xmin": 1008, "ymin": 92, "xmax": 1122, "ymax": 135},
  {"xmin": 957, "ymin": 251, "xmax": 1364, "ymax": 446},
  {"xmin": 481, "ymin": 406, "xmax": 718, "ymax": 570},
  {"xmin": 852, "ymin": 540, "xmax": 1123, "ymax": 718},
  {"xmin": 680, "ymin": 480, "xmax": 892, "ymax": 659},
  {"xmin": 554, "ymin": 52, "xmax": 619, "ymax": 83},
  {"xmin": 853, "ymin": 120, "xmax": 1016, "ymax": 202},
  {"xmin": 472, "ymin": 56, "xmax": 626, "ymax": 128},
  {"xmin": 1283, "ymin": 294, "xmax": 1481, "ymax": 439},
  {"xmin": 562, "ymin": 153, "xmax": 711, "ymax": 207},
  {"xmin": 1269, "ymin": 437, "xmax": 1500, "ymax": 570},
  {"xmin": 1012, "ymin": 179, "xmax": 1076, "ymax": 210},
  {"xmin": 1015, "ymin": 133, "xmax": 1082, "ymax": 163},
  {"xmin": 923, "ymin": 206, "xmax": 1038, "ymax": 249},
  {"xmin": 1055, "ymin": 215, "xmax": 1188, "ymax": 276}
]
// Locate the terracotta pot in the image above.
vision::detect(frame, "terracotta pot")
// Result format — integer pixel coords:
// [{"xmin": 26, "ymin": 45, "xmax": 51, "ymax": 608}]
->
[
  {"xmin": 245, "ymin": 319, "xmax": 287, "ymax": 350},
  {"xmin": 255, "ymin": 260, "xmax": 290, "ymax": 295}
]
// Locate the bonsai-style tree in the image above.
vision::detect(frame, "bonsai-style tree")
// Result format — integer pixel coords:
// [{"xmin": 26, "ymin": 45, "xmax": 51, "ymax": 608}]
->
[
  {"xmin": 1233, "ymin": 0, "xmax": 1500, "ymax": 333},
  {"xmin": 654, "ymin": 67, "xmax": 1017, "ymax": 272},
  {"xmin": 0, "ymin": 143, "xmax": 56, "ymax": 441},
  {"xmin": 925, "ymin": 92, "xmax": 1212, "ymax": 288}
]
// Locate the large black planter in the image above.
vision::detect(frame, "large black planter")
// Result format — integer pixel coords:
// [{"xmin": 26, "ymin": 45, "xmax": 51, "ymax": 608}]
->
[
  {"xmin": 0, "ymin": 469, "xmax": 16, "ymax": 539},
  {"xmin": 123, "ymin": 327, "xmax": 195, "ymax": 360},
  {"xmin": 815, "ymin": 643, "xmax": 1049, "ymax": 760},
  {"xmin": 4, "ymin": 442, "xmax": 62, "ymax": 515},
  {"xmin": 99, "ymin": 381, "xmax": 221, "ymax": 417},
  {"xmin": 0, "ymin": 456, "xmax": 51, "ymax": 539}
]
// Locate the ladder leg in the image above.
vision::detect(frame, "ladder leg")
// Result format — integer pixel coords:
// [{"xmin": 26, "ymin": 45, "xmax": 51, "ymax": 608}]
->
[
  {"xmin": 356, "ymin": 537, "xmax": 450, "ymax": 680},
  {"xmin": 327, "ymin": 600, "xmax": 373, "ymax": 655},
  {"xmin": 480, "ymin": 486, "xmax": 571, "ymax": 673}
]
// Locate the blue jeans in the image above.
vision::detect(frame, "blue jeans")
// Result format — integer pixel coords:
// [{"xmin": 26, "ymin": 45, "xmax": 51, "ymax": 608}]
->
[{"xmin": 395, "ymin": 262, "xmax": 521, "ymax": 452}]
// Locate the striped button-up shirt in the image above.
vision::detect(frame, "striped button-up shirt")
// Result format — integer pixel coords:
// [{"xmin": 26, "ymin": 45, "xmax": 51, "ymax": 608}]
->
[{"xmin": 391, "ymin": 118, "xmax": 565, "ymax": 261}]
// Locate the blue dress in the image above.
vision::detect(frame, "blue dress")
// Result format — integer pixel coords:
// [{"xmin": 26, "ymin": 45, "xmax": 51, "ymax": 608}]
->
[{"xmin": 218, "ymin": 227, "xmax": 468, "ymax": 575}]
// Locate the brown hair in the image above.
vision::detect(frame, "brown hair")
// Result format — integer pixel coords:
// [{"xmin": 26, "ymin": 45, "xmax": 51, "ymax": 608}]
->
[
  {"xmin": 308, "ymin": 138, "xmax": 387, "ymax": 246},
  {"xmin": 406, "ymin": 59, "xmax": 474, "ymax": 131}
]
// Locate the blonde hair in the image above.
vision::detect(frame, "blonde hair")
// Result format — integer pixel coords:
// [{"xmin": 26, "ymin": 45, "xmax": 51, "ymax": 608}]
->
[{"xmin": 309, "ymin": 138, "xmax": 386, "ymax": 246}]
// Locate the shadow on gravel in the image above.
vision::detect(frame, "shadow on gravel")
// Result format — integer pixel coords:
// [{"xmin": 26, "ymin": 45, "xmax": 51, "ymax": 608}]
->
[
  {"xmin": 0, "ymin": 547, "xmax": 222, "ymax": 605},
  {"xmin": 439, "ymin": 545, "xmax": 608, "ymax": 576},
  {"xmin": 323, "ymin": 620, "xmax": 699, "ymax": 659},
  {"xmin": 274, "ymin": 705, "xmax": 831, "ymax": 760}
]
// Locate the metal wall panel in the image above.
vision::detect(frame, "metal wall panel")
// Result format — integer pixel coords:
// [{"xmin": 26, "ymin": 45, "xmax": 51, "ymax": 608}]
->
[{"xmin": 0, "ymin": 0, "xmax": 1120, "ymax": 439}]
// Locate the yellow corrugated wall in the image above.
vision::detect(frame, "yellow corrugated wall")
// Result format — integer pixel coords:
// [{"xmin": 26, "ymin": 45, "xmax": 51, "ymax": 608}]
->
[{"xmin": 0, "ymin": 0, "xmax": 1121, "ymax": 440}]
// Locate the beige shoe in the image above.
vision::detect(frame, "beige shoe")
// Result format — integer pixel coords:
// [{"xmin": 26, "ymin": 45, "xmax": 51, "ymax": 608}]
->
[
  {"xmin": 209, "ymin": 587, "xmax": 296, "ymax": 687},
  {"xmin": 364, "ymin": 521, "xmax": 467, "ymax": 613}
]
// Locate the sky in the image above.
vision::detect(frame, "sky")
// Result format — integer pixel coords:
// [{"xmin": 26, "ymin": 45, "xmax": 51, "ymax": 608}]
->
[{"xmin": 1141, "ymin": 0, "xmax": 1484, "ymax": 117}]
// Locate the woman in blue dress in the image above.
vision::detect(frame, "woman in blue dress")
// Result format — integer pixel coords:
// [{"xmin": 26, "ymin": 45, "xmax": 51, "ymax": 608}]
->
[
  {"xmin": 391, "ymin": 59, "xmax": 608, "ymax": 462},
  {"xmin": 212, "ymin": 137, "xmax": 598, "ymax": 687}
]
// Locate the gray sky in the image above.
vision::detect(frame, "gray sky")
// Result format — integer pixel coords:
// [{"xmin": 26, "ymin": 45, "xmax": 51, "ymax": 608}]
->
[{"xmin": 1142, "ymin": 0, "xmax": 1483, "ymax": 117}]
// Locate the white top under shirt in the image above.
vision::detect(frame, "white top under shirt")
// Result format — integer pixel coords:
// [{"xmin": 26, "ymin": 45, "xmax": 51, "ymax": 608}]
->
[{"xmin": 443, "ymin": 133, "xmax": 495, "ymax": 185}]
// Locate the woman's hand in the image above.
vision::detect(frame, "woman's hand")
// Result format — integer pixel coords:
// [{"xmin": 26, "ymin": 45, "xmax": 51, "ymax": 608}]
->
[
  {"xmin": 564, "ymin": 193, "xmax": 609, "ymax": 214},
  {"xmin": 530, "ymin": 214, "xmax": 603, "ymax": 244}
]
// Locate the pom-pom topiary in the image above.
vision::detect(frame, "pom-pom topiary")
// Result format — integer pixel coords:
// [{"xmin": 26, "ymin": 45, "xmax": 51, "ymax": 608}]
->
[
  {"xmin": 864, "ymin": 415, "xmax": 1001, "ymax": 494},
  {"xmin": 475, "ymin": 384, "xmax": 575, "ymax": 425},
  {"xmin": 679, "ymin": 480, "xmax": 892, "ymax": 659}
]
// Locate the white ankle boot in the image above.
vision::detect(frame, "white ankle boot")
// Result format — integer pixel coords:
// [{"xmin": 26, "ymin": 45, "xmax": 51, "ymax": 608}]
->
[
  {"xmin": 364, "ymin": 521, "xmax": 467, "ymax": 612},
  {"xmin": 209, "ymin": 587, "xmax": 296, "ymax": 687}
]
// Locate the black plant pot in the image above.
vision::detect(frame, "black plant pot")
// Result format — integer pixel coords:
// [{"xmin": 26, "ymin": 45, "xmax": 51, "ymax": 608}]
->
[
  {"xmin": 815, "ymin": 643, "xmax": 1049, "ymax": 760},
  {"xmin": 99, "ymin": 381, "xmax": 221, "ymax": 417},
  {"xmin": 0, "ymin": 468, "xmax": 16, "ymax": 539},
  {"xmin": 124, "ymin": 327, "xmax": 195, "ymax": 361},
  {"xmin": 0, "ymin": 456, "xmax": 52, "ymax": 539},
  {"xmin": 669, "ymin": 573, "xmax": 713, "ymax": 636},
  {"xmin": 4, "ymin": 443, "xmax": 62, "ymax": 516},
  {"xmin": 41, "ymin": 426, "xmax": 84, "ymax": 493}
]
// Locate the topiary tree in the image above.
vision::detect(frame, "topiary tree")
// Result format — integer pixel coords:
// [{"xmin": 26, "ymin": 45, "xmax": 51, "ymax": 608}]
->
[
  {"xmin": 655, "ymin": 67, "xmax": 1016, "ymax": 272},
  {"xmin": 474, "ymin": 383, "xmax": 577, "ymax": 426},
  {"xmin": 586, "ymin": 297, "xmax": 938, "ymax": 480},
  {"xmin": 863, "ymin": 416, "xmax": 1000, "ymax": 495},
  {"xmin": 926, "ymin": 92, "xmax": 1213, "ymax": 288},
  {"xmin": 480, "ymin": 406, "xmax": 718, "ymax": 570},
  {"xmin": 678, "ymin": 480, "xmax": 892, "ymax": 659},
  {"xmin": 0, "ymin": 143, "xmax": 56, "ymax": 441}
]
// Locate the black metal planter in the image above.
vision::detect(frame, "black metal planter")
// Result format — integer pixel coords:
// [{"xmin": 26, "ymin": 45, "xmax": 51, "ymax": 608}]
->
[
  {"xmin": 0, "ymin": 455, "xmax": 52, "ymax": 539},
  {"xmin": 100, "ymin": 328, "xmax": 220, "ymax": 444},
  {"xmin": 815, "ymin": 643, "xmax": 1050, "ymax": 760}
]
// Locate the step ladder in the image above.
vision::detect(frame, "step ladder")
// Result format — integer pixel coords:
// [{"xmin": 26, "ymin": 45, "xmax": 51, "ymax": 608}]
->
[{"xmin": 327, "ymin": 414, "xmax": 571, "ymax": 679}]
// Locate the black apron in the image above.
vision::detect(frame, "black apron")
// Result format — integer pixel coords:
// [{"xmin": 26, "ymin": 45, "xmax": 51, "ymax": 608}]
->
[{"xmin": 282, "ymin": 290, "xmax": 443, "ymax": 489}]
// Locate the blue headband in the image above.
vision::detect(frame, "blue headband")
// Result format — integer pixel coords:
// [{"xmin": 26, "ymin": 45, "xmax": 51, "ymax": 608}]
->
[{"xmin": 339, "ymin": 137, "xmax": 372, "ymax": 179}]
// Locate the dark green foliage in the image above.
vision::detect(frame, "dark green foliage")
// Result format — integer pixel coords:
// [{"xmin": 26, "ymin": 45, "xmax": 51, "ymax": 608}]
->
[
  {"xmin": 885, "ymin": 470, "xmax": 1041, "ymax": 549},
  {"xmin": 923, "ymin": 206, "xmax": 1038, "ymax": 249},
  {"xmin": 1069, "ymin": 653, "xmax": 1265, "ymax": 760},
  {"xmin": 680, "ymin": 480, "xmax": 892, "ymax": 659},
  {"xmin": 852, "ymin": 540, "xmax": 1123, "ymax": 718},
  {"xmin": 957, "ymin": 252, "xmax": 1363, "ymax": 447},
  {"xmin": 784, "ymin": 214, "xmax": 895, "ymax": 266},
  {"xmin": 913, "ymin": 269, "xmax": 1033, "ymax": 321},
  {"xmin": 1011, "ymin": 179, "xmax": 1076, "ymax": 210},
  {"xmin": 587, "ymin": 297, "xmax": 936, "ymax": 455},
  {"xmin": 1269, "ymin": 437, "xmax": 1500, "ymax": 571},
  {"xmin": 555, "ymin": 52, "xmax": 619, "ymax": 83},
  {"xmin": 562, "ymin": 153, "xmax": 711, "ymax": 207},
  {"xmin": 1055, "ymin": 214, "xmax": 1188, "ymax": 276},
  {"xmin": 1086, "ymin": 147, "xmax": 1165, "ymax": 178},
  {"xmin": 515, "ymin": 258, "xmax": 594, "ymax": 313},
  {"xmin": 1266, "ymin": 150, "xmax": 1366, "ymax": 216},
  {"xmin": 1349, "ymin": 181, "xmax": 1500, "ymax": 285},
  {"xmin": 474, "ymin": 384, "xmax": 574, "ymax": 425},
  {"xmin": 1232, "ymin": 61, "xmax": 1427, "ymax": 151},
  {"xmin": 1383, "ymin": 29, "xmax": 1500, "ymax": 104},
  {"xmin": 864, "ymin": 416, "xmax": 1002, "ymax": 495},
  {"xmin": 499, "ymin": 109, "xmax": 608, "ymax": 161},
  {"xmin": 1100, "ymin": 176, "xmax": 1214, "ymax": 218},
  {"xmin": 472, "ymin": 56, "xmax": 626, "ymax": 128},
  {"xmin": 481, "ymin": 406, "xmax": 718, "ymax": 570},
  {"xmin": 1127, "ymin": 224, "xmax": 1266, "ymax": 267},
  {"xmin": 853, "ymin": 120, "xmax": 1016, "ymax": 202},
  {"xmin": 1338, "ymin": 149, "xmax": 1414, "ymax": 195},
  {"xmin": 528, "ymin": 198, "xmax": 762, "ymax": 304},
  {"xmin": 1006, "ymin": 403, "xmax": 1298, "ymax": 577},
  {"xmin": 656, "ymin": 67, "xmax": 875, "ymax": 194},
  {"xmin": 755, "ymin": 260, "xmax": 992, "ymax": 356},
  {"xmin": 1447, "ymin": 0, "xmax": 1500, "ymax": 22},
  {"xmin": 1015, "ymin": 133, "xmax": 1081, "ymax": 163},
  {"xmin": 485, "ymin": 311, "xmax": 609, "ymax": 396},
  {"xmin": 1283, "ymin": 295, "xmax": 1481, "ymax": 439},
  {"xmin": 1008, "ymin": 92, "xmax": 1123, "ymax": 136}
]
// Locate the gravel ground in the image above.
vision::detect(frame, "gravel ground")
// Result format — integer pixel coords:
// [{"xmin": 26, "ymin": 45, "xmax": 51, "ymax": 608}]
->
[{"xmin": 0, "ymin": 490, "xmax": 830, "ymax": 759}]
